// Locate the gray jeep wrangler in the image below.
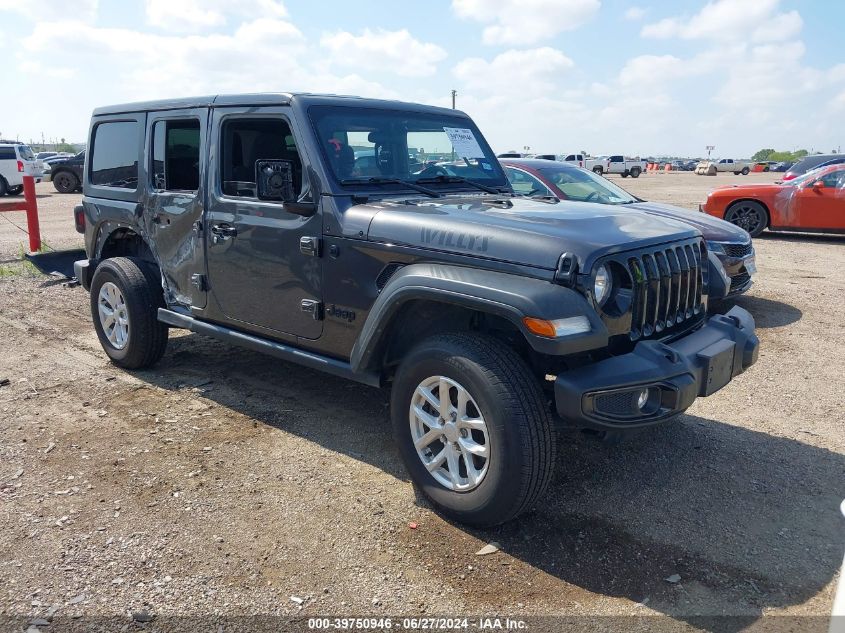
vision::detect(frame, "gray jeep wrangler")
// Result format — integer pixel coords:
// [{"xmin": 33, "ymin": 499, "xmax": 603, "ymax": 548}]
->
[{"xmin": 74, "ymin": 93, "xmax": 759, "ymax": 526}]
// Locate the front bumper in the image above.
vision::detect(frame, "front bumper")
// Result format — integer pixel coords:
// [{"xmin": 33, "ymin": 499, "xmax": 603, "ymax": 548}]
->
[{"xmin": 554, "ymin": 305, "xmax": 759, "ymax": 430}]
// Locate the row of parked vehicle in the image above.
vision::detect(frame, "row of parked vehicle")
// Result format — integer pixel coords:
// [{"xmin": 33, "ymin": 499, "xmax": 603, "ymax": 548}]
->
[
  {"xmin": 0, "ymin": 141, "xmax": 85, "ymax": 196},
  {"xmin": 498, "ymin": 152, "xmax": 647, "ymax": 178}
]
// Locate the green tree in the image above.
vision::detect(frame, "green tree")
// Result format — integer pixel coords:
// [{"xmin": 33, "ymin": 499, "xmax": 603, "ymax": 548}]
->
[{"xmin": 751, "ymin": 148, "xmax": 776, "ymax": 161}]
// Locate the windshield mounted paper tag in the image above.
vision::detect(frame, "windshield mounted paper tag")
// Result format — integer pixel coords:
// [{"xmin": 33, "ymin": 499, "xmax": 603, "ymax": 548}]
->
[{"xmin": 443, "ymin": 127, "xmax": 485, "ymax": 159}]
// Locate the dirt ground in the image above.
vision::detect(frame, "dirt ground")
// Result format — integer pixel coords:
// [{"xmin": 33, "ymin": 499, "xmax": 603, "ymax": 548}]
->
[{"xmin": 1, "ymin": 173, "xmax": 843, "ymax": 632}]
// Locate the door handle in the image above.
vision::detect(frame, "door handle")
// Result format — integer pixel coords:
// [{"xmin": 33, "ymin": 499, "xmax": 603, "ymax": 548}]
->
[{"xmin": 210, "ymin": 223, "xmax": 237, "ymax": 238}]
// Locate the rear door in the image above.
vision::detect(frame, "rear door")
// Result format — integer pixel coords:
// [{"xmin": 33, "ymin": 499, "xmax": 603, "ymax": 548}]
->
[
  {"xmin": 203, "ymin": 106, "xmax": 323, "ymax": 339},
  {"xmin": 144, "ymin": 108, "xmax": 209, "ymax": 308}
]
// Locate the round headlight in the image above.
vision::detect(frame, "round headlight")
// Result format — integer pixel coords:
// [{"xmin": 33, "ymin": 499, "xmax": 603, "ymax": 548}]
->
[{"xmin": 594, "ymin": 264, "xmax": 611, "ymax": 305}]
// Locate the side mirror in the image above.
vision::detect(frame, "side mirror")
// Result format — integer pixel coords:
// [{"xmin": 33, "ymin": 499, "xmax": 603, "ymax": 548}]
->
[
  {"xmin": 812, "ymin": 179, "xmax": 825, "ymax": 190},
  {"xmin": 256, "ymin": 159, "xmax": 317, "ymax": 216}
]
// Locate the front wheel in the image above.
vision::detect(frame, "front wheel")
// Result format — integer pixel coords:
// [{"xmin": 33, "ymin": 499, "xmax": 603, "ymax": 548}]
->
[
  {"xmin": 725, "ymin": 200, "xmax": 768, "ymax": 237},
  {"xmin": 592, "ymin": 166, "xmax": 603, "ymax": 175},
  {"xmin": 390, "ymin": 333, "xmax": 555, "ymax": 527},
  {"xmin": 90, "ymin": 257, "xmax": 168, "ymax": 369},
  {"xmin": 621, "ymin": 170, "xmax": 629, "ymax": 178}
]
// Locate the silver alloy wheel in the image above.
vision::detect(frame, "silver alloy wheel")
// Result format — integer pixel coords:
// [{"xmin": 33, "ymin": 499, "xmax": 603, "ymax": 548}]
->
[
  {"xmin": 409, "ymin": 375, "xmax": 490, "ymax": 491},
  {"xmin": 98, "ymin": 281, "xmax": 130, "ymax": 350}
]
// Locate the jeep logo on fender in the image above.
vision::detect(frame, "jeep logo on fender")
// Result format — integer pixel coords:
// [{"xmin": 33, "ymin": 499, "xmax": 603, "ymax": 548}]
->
[
  {"xmin": 420, "ymin": 228, "xmax": 491, "ymax": 253},
  {"xmin": 327, "ymin": 304, "xmax": 356, "ymax": 323}
]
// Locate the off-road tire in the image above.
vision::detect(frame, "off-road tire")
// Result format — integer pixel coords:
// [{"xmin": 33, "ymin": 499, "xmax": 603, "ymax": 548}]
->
[
  {"xmin": 53, "ymin": 170, "xmax": 79, "ymax": 194},
  {"xmin": 90, "ymin": 257, "xmax": 168, "ymax": 369},
  {"xmin": 390, "ymin": 332, "xmax": 555, "ymax": 527}
]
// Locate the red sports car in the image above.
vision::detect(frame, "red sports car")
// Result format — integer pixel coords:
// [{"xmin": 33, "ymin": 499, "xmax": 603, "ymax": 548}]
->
[{"xmin": 701, "ymin": 164, "xmax": 845, "ymax": 236}]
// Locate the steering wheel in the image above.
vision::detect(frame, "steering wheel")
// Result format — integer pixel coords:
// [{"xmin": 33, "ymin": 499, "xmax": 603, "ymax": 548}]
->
[{"xmin": 585, "ymin": 191, "xmax": 600, "ymax": 201}]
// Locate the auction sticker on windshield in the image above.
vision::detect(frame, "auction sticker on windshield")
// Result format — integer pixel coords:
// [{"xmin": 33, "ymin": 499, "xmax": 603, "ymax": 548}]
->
[{"xmin": 444, "ymin": 127, "xmax": 485, "ymax": 159}]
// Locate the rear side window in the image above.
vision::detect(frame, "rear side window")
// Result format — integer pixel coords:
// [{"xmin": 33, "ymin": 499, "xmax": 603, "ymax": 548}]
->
[
  {"xmin": 17, "ymin": 145, "xmax": 35, "ymax": 160},
  {"xmin": 151, "ymin": 119, "xmax": 200, "ymax": 192},
  {"xmin": 90, "ymin": 120, "xmax": 140, "ymax": 189},
  {"xmin": 0, "ymin": 147, "xmax": 15, "ymax": 160}
]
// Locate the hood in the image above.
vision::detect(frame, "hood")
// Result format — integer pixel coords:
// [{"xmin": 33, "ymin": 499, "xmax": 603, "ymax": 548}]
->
[
  {"xmin": 626, "ymin": 201, "xmax": 750, "ymax": 243},
  {"xmin": 364, "ymin": 195, "xmax": 700, "ymax": 270}
]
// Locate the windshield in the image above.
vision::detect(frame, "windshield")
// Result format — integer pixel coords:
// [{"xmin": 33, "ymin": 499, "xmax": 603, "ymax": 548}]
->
[
  {"xmin": 310, "ymin": 106, "xmax": 507, "ymax": 190},
  {"xmin": 17, "ymin": 145, "xmax": 35, "ymax": 161},
  {"xmin": 787, "ymin": 166, "xmax": 830, "ymax": 187},
  {"xmin": 537, "ymin": 165, "xmax": 637, "ymax": 204}
]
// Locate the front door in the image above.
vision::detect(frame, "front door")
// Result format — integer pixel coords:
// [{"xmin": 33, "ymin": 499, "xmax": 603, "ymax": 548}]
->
[
  {"xmin": 144, "ymin": 109, "xmax": 208, "ymax": 308},
  {"xmin": 204, "ymin": 106, "xmax": 323, "ymax": 339},
  {"xmin": 792, "ymin": 169, "xmax": 845, "ymax": 230}
]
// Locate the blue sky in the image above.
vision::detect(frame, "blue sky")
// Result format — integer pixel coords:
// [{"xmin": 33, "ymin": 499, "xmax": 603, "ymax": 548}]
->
[{"xmin": 1, "ymin": 0, "xmax": 843, "ymax": 157}]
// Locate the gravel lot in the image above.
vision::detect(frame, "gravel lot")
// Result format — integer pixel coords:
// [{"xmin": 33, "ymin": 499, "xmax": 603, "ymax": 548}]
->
[{"xmin": 1, "ymin": 173, "xmax": 843, "ymax": 631}]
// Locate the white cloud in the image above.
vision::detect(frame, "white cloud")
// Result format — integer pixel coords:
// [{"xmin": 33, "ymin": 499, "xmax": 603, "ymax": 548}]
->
[
  {"xmin": 0, "ymin": 0, "xmax": 97, "ymax": 21},
  {"xmin": 453, "ymin": 48, "xmax": 574, "ymax": 94},
  {"xmin": 641, "ymin": 0, "xmax": 801, "ymax": 42},
  {"xmin": 624, "ymin": 7, "xmax": 646, "ymax": 21},
  {"xmin": 452, "ymin": 0, "xmax": 600, "ymax": 45},
  {"xmin": 320, "ymin": 28, "xmax": 447, "ymax": 77},
  {"xmin": 618, "ymin": 54, "xmax": 685, "ymax": 86},
  {"xmin": 144, "ymin": 0, "xmax": 288, "ymax": 32}
]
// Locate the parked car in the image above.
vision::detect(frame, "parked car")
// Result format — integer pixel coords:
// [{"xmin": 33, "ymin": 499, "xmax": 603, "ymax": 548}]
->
[
  {"xmin": 715, "ymin": 159, "xmax": 750, "ymax": 175},
  {"xmin": 701, "ymin": 163, "xmax": 845, "ymax": 236},
  {"xmin": 497, "ymin": 152, "xmax": 526, "ymax": 158},
  {"xmin": 50, "ymin": 151, "xmax": 85, "ymax": 193},
  {"xmin": 604, "ymin": 155, "xmax": 646, "ymax": 178},
  {"xmin": 502, "ymin": 158, "xmax": 757, "ymax": 297},
  {"xmin": 772, "ymin": 161, "xmax": 794, "ymax": 172},
  {"xmin": 782, "ymin": 154, "xmax": 840, "ymax": 181},
  {"xmin": 36, "ymin": 151, "xmax": 59, "ymax": 161},
  {"xmin": 0, "ymin": 142, "xmax": 44, "ymax": 195},
  {"xmin": 72, "ymin": 93, "xmax": 758, "ymax": 527},
  {"xmin": 526, "ymin": 153, "xmax": 556, "ymax": 161}
]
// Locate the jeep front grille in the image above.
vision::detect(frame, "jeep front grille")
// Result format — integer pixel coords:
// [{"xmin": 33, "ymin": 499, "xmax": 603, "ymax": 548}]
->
[{"xmin": 626, "ymin": 240, "xmax": 706, "ymax": 341}]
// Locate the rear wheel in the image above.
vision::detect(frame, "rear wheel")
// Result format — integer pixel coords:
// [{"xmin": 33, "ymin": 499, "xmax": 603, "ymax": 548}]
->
[
  {"xmin": 741, "ymin": 167, "xmax": 750, "ymax": 175},
  {"xmin": 592, "ymin": 166, "xmax": 603, "ymax": 175},
  {"xmin": 7, "ymin": 185, "xmax": 23, "ymax": 196},
  {"xmin": 390, "ymin": 332, "xmax": 555, "ymax": 527},
  {"xmin": 90, "ymin": 257, "xmax": 168, "ymax": 369},
  {"xmin": 725, "ymin": 200, "xmax": 768, "ymax": 237},
  {"xmin": 53, "ymin": 171, "xmax": 79, "ymax": 193},
  {"xmin": 0, "ymin": 177, "xmax": 7, "ymax": 196},
  {"xmin": 630, "ymin": 167, "xmax": 641, "ymax": 178}
]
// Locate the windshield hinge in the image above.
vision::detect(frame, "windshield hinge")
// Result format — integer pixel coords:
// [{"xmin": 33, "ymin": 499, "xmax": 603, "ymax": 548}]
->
[
  {"xmin": 300, "ymin": 299, "xmax": 323, "ymax": 320},
  {"xmin": 300, "ymin": 236, "xmax": 322, "ymax": 257}
]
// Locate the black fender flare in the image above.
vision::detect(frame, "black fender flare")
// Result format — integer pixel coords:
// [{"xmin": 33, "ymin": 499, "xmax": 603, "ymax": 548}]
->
[{"xmin": 349, "ymin": 263, "xmax": 609, "ymax": 373}]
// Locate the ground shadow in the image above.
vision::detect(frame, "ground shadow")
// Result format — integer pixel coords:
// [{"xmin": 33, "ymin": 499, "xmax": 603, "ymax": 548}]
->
[
  {"xmin": 712, "ymin": 294, "xmax": 803, "ymax": 329},
  {"xmin": 759, "ymin": 231, "xmax": 845, "ymax": 245},
  {"xmin": 135, "ymin": 333, "xmax": 843, "ymax": 632}
]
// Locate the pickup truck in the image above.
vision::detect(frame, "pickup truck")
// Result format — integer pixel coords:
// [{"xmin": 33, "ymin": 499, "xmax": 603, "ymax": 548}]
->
[
  {"xmin": 73, "ymin": 92, "xmax": 759, "ymax": 527},
  {"xmin": 696, "ymin": 159, "xmax": 751, "ymax": 176},
  {"xmin": 603, "ymin": 155, "xmax": 646, "ymax": 178}
]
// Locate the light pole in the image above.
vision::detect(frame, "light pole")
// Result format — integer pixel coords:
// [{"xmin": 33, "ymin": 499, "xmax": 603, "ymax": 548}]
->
[{"xmin": 451, "ymin": 90, "xmax": 457, "ymax": 109}]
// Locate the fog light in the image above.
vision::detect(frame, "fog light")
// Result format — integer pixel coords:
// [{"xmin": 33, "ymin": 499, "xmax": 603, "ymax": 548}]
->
[{"xmin": 637, "ymin": 388, "xmax": 650, "ymax": 410}]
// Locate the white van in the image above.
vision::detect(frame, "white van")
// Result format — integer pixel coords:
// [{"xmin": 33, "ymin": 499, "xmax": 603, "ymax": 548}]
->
[{"xmin": 0, "ymin": 143, "xmax": 44, "ymax": 196}]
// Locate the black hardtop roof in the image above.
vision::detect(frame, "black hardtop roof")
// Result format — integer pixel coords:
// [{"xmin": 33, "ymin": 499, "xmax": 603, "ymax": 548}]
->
[{"xmin": 92, "ymin": 93, "xmax": 468, "ymax": 118}]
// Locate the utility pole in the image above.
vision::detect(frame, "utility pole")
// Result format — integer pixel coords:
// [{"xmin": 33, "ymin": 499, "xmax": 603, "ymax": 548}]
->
[{"xmin": 451, "ymin": 89, "xmax": 457, "ymax": 109}]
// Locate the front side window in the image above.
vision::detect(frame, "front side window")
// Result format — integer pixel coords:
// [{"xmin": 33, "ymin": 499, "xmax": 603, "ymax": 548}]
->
[
  {"xmin": 310, "ymin": 106, "xmax": 506, "ymax": 189},
  {"xmin": 151, "ymin": 119, "xmax": 200, "ymax": 192},
  {"xmin": 538, "ymin": 165, "xmax": 637, "ymax": 204},
  {"xmin": 90, "ymin": 120, "xmax": 139, "ymax": 189},
  {"xmin": 219, "ymin": 117, "xmax": 302, "ymax": 200},
  {"xmin": 505, "ymin": 167, "xmax": 552, "ymax": 196},
  {"xmin": 0, "ymin": 147, "xmax": 15, "ymax": 160}
]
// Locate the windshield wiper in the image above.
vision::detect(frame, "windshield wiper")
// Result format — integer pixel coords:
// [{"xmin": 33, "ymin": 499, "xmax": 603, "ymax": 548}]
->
[
  {"xmin": 340, "ymin": 177, "xmax": 440, "ymax": 198},
  {"xmin": 416, "ymin": 174, "xmax": 504, "ymax": 195}
]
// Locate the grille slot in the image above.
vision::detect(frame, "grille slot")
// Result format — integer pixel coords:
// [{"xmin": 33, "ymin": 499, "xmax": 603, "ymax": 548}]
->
[
  {"xmin": 624, "ymin": 240, "xmax": 706, "ymax": 341},
  {"xmin": 722, "ymin": 242, "xmax": 753, "ymax": 258},
  {"xmin": 376, "ymin": 263, "xmax": 404, "ymax": 292},
  {"xmin": 730, "ymin": 271, "xmax": 752, "ymax": 292}
]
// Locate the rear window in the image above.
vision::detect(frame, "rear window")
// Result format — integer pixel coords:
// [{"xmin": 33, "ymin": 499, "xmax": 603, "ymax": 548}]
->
[
  {"xmin": 17, "ymin": 145, "xmax": 35, "ymax": 161},
  {"xmin": 90, "ymin": 120, "xmax": 140, "ymax": 189}
]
